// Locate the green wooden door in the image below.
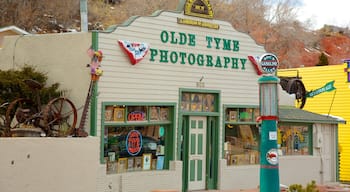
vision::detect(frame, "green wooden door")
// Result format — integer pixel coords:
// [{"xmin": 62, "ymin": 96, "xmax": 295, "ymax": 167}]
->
[{"xmin": 188, "ymin": 116, "xmax": 206, "ymax": 190}]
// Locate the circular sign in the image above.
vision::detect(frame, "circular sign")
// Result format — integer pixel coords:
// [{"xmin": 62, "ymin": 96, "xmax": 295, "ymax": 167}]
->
[
  {"xmin": 126, "ymin": 130, "xmax": 143, "ymax": 156},
  {"xmin": 259, "ymin": 53, "xmax": 279, "ymax": 74},
  {"xmin": 159, "ymin": 126, "xmax": 165, "ymax": 137},
  {"xmin": 266, "ymin": 148, "xmax": 279, "ymax": 165}
]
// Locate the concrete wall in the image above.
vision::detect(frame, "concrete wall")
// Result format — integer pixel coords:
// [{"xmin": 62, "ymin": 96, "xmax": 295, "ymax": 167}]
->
[
  {"xmin": 96, "ymin": 161, "xmax": 182, "ymax": 192},
  {"xmin": 0, "ymin": 138, "xmax": 182, "ymax": 192},
  {"xmin": 0, "ymin": 137, "xmax": 100, "ymax": 192},
  {"xmin": 219, "ymin": 157, "xmax": 321, "ymax": 190}
]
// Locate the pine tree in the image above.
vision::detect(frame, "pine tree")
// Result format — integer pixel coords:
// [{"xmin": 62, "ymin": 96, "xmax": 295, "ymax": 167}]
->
[{"xmin": 316, "ymin": 52, "xmax": 329, "ymax": 66}]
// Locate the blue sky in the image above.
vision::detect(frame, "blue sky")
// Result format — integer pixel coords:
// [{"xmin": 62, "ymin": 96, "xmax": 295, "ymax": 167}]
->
[{"xmin": 297, "ymin": 0, "xmax": 350, "ymax": 29}]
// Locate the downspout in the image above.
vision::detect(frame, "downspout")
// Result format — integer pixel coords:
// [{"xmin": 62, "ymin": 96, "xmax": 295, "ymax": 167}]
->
[{"xmin": 80, "ymin": 0, "xmax": 88, "ymax": 32}]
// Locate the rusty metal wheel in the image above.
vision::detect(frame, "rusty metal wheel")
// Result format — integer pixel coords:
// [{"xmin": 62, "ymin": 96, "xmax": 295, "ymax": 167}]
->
[
  {"xmin": 286, "ymin": 79, "xmax": 307, "ymax": 109},
  {"xmin": 5, "ymin": 98, "xmax": 36, "ymax": 132},
  {"xmin": 43, "ymin": 97, "xmax": 77, "ymax": 137}
]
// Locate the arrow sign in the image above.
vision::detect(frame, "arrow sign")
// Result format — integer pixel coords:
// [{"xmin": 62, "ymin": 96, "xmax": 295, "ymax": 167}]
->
[{"xmin": 306, "ymin": 80, "xmax": 336, "ymax": 98}]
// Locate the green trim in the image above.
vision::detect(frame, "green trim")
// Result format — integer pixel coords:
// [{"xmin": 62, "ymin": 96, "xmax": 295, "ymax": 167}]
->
[
  {"xmin": 181, "ymin": 116, "xmax": 189, "ymax": 192},
  {"xmin": 309, "ymin": 125, "xmax": 313, "ymax": 155},
  {"xmin": 180, "ymin": 88, "xmax": 220, "ymax": 94},
  {"xmin": 178, "ymin": 88, "xmax": 220, "ymax": 191},
  {"xmin": 103, "ymin": 9, "xmax": 183, "ymax": 33},
  {"xmin": 278, "ymin": 122, "xmax": 313, "ymax": 156},
  {"xmin": 279, "ymin": 106, "xmax": 344, "ymax": 124},
  {"xmin": 90, "ymin": 31, "xmax": 99, "ymax": 136},
  {"xmin": 258, "ymin": 75, "xmax": 280, "ymax": 83},
  {"xmin": 207, "ymin": 116, "xmax": 219, "ymax": 189}
]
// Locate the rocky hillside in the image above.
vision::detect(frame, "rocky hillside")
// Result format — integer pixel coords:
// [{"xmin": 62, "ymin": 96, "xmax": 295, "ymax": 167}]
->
[{"xmin": 1, "ymin": 0, "xmax": 349, "ymax": 68}]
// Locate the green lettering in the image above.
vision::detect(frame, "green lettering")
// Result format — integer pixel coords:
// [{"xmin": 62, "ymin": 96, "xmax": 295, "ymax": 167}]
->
[
  {"xmin": 179, "ymin": 52, "xmax": 187, "ymax": 64},
  {"xmin": 215, "ymin": 56, "xmax": 222, "ymax": 68},
  {"xmin": 206, "ymin": 36, "xmax": 213, "ymax": 48},
  {"xmin": 206, "ymin": 55, "xmax": 213, "ymax": 67},
  {"xmin": 170, "ymin": 31, "xmax": 178, "ymax": 44},
  {"xmin": 150, "ymin": 49, "xmax": 158, "ymax": 61},
  {"xmin": 160, "ymin": 30, "xmax": 168, "ymax": 43},
  {"xmin": 170, "ymin": 51, "xmax": 178, "ymax": 64},
  {"xmin": 197, "ymin": 54, "xmax": 204, "ymax": 66},
  {"xmin": 233, "ymin": 40, "xmax": 239, "ymax": 51},
  {"xmin": 160, "ymin": 50, "xmax": 169, "ymax": 63},
  {"xmin": 223, "ymin": 57, "xmax": 230, "ymax": 68},
  {"xmin": 240, "ymin": 58, "xmax": 247, "ymax": 70},
  {"xmin": 188, "ymin": 33, "xmax": 196, "ymax": 46},
  {"xmin": 214, "ymin": 37, "xmax": 221, "ymax": 49},
  {"xmin": 179, "ymin": 32, "xmax": 187, "ymax": 45},
  {"xmin": 231, "ymin": 58, "xmax": 238, "ymax": 69},
  {"xmin": 223, "ymin": 39, "xmax": 231, "ymax": 51},
  {"xmin": 188, "ymin": 53, "xmax": 195, "ymax": 65}
]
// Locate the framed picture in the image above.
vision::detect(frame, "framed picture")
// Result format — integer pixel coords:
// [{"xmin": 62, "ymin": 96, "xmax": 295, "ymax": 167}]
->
[
  {"xmin": 106, "ymin": 161, "xmax": 117, "ymax": 174},
  {"xmin": 253, "ymin": 108, "xmax": 260, "ymax": 119},
  {"xmin": 191, "ymin": 93, "xmax": 203, "ymax": 112},
  {"xmin": 181, "ymin": 93, "xmax": 191, "ymax": 111},
  {"xmin": 134, "ymin": 156, "xmax": 143, "ymax": 170},
  {"xmin": 142, "ymin": 153, "xmax": 152, "ymax": 170},
  {"xmin": 113, "ymin": 107, "xmax": 125, "ymax": 122},
  {"xmin": 230, "ymin": 155, "xmax": 238, "ymax": 165},
  {"xmin": 160, "ymin": 108, "xmax": 169, "ymax": 121},
  {"xmin": 203, "ymin": 94, "xmax": 215, "ymax": 112},
  {"xmin": 150, "ymin": 106, "xmax": 160, "ymax": 121},
  {"xmin": 127, "ymin": 157, "xmax": 134, "ymax": 171},
  {"xmin": 228, "ymin": 110, "xmax": 237, "ymax": 122},
  {"xmin": 156, "ymin": 145, "xmax": 164, "ymax": 156},
  {"xmin": 156, "ymin": 155, "xmax": 164, "ymax": 170},
  {"xmin": 151, "ymin": 158, "xmax": 157, "ymax": 170},
  {"xmin": 117, "ymin": 158, "xmax": 127, "ymax": 173},
  {"xmin": 104, "ymin": 106, "xmax": 114, "ymax": 121},
  {"xmin": 239, "ymin": 109, "xmax": 253, "ymax": 122}
]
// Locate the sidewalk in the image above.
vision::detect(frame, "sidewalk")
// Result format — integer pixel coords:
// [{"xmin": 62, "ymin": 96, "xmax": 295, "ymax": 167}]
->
[{"xmin": 190, "ymin": 183, "xmax": 350, "ymax": 192}]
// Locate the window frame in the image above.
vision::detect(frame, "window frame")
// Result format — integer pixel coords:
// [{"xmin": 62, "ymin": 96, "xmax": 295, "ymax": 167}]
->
[{"xmin": 101, "ymin": 102, "xmax": 176, "ymax": 173}]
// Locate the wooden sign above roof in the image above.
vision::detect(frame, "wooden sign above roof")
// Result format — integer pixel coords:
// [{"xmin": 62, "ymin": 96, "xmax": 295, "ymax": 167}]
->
[{"xmin": 184, "ymin": 0, "xmax": 214, "ymax": 19}]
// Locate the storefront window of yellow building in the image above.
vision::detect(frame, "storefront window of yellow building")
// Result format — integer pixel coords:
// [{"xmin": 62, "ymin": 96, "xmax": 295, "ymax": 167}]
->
[
  {"xmin": 224, "ymin": 107, "xmax": 260, "ymax": 166},
  {"xmin": 278, "ymin": 125, "xmax": 310, "ymax": 156}
]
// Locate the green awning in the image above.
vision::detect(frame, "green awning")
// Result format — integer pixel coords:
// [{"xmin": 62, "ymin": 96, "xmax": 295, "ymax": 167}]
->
[{"xmin": 279, "ymin": 106, "xmax": 346, "ymax": 124}]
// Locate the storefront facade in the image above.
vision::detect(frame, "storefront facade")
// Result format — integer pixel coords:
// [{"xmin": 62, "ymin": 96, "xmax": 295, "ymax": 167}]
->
[
  {"xmin": 92, "ymin": 0, "xmax": 343, "ymax": 191},
  {"xmin": 279, "ymin": 63, "xmax": 350, "ymax": 183}
]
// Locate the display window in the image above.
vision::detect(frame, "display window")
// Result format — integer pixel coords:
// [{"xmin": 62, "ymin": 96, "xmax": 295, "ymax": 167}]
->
[
  {"xmin": 224, "ymin": 106, "xmax": 312, "ymax": 166},
  {"xmin": 102, "ymin": 104, "xmax": 173, "ymax": 174},
  {"xmin": 180, "ymin": 92, "xmax": 216, "ymax": 112},
  {"xmin": 225, "ymin": 124, "xmax": 260, "ymax": 165},
  {"xmin": 278, "ymin": 125, "xmax": 311, "ymax": 156},
  {"xmin": 105, "ymin": 125, "xmax": 166, "ymax": 173},
  {"xmin": 224, "ymin": 106, "xmax": 260, "ymax": 166}
]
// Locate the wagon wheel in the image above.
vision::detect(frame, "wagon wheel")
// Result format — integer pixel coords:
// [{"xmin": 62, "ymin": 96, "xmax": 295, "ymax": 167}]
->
[
  {"xmin": 286, "ymin": 79, "xmax": 307, "ymax": 109},
  {"xmin": 5, "ymin": 98, "xmax": 37, "ymax": 130},
  {"xmin": 43, "ymin": 97, "xmax": 77, "ymax": 137}
]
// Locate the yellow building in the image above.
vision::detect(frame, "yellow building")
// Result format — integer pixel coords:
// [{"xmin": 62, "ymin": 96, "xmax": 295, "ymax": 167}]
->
[{"xmin": 279, "ymin": 62, "xmax": 350, "ymax": 182}]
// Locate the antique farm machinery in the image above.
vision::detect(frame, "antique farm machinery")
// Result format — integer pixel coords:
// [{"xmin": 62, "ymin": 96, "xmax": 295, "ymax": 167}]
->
[
  {"xmin": 279, "ymin": 70, "xmax": 307, "ymax": 109},
  {"xmin": 4, "ymin": 79, "xmax": 77, "ymax": 137}
]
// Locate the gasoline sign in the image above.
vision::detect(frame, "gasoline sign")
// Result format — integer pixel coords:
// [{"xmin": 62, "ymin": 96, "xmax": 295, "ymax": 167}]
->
[
  {"xmin": 259, "ymin": 53, "xmax": 279, "ymax": 74},
  {"xmin": 126, "ymin": 130, "xmax": 143, "ymax": 156}
]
